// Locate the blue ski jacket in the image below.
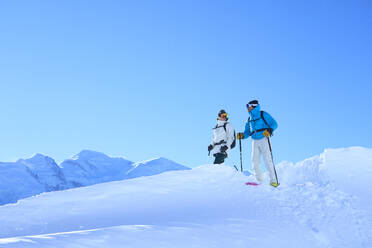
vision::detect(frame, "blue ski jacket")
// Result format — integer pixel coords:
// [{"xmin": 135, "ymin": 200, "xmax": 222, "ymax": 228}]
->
[{"xmin": 243, "ymin": 104, "xmax": 278, "ymax": 140}]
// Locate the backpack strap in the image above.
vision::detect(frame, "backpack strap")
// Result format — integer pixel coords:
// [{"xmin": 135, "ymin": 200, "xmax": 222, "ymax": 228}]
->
[
  {"xmin": 223, "ymin": 122, "xmax": 228, "ymax": 132},
  {"xmin": 260, "ymin": 111, "xmax": 270, "ymax": 128},
  {"xmin": 223, "ymin": 122, "xmax": 236, "ymax": 149},
  {"xmin": 249, "ymin": 113, "xmax": 266, "ymax": 124},
  {"xmin": 214, "ymin": 122, "xmax": 229, "ymax": 131},
  {"xmin": 214, "ymin": 140, "xmax": 227, "ymax": 146},
  {"xmin": 248, "ymin": 112, "xmax": 271, "ymax": 135}
]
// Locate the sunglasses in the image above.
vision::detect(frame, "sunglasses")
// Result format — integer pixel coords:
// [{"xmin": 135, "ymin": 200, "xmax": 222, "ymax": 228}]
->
[
  {"xmin": 246, "ymin": 104, "xmax": 258, "ymax": 109},
  {"xmin": 219, "ymin": 113, "xmax": 228, "ymax": 118}
]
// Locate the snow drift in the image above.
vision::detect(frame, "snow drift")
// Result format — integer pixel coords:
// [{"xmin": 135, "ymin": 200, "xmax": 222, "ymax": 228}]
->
[{"xmin": 0, "ymin": 147, "xmax": 371, "ymax": 248}]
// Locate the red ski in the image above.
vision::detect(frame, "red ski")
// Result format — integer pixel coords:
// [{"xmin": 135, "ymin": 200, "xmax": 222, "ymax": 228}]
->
[{"xmin": 245, "ymin": 182, "xmax": 259, "ymax": 186}]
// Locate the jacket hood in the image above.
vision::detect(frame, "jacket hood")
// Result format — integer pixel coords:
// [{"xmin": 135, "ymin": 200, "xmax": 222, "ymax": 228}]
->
[{"xmin": 249, "ymin": 104, "xmax": 261, "ymax": 118}]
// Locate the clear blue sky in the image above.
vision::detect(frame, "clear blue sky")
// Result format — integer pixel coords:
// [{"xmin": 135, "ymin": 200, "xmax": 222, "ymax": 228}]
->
[{"xmin": 0, "ymin": 0, "xmax": 371, "ymax": 168}]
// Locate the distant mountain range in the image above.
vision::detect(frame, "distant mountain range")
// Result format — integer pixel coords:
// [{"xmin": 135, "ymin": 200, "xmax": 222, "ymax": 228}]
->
[{"xmin": 0, "ymin": 150, "xmax": 189, "ymax": 205}]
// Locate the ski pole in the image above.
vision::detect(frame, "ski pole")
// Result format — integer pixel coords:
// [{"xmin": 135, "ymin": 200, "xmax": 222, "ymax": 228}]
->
[
  {"xmin": 267, "ymin": 137, "xmax": 279, "ymax": 185},
  {"xmin": 239, "ymin": 139, "xmax": 243, "ymax": 172}
]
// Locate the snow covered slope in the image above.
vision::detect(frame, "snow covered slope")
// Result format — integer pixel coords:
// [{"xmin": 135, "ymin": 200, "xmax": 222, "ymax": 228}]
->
[{"xmin": 0, "ymin": 147, "xmax": 371, "ymax": 248}]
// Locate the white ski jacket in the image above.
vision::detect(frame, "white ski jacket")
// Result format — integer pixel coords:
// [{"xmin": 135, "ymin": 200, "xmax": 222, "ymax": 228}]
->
[{"xmin": 211, "ymin": 120, "xmax": 235, "ymax": 156}]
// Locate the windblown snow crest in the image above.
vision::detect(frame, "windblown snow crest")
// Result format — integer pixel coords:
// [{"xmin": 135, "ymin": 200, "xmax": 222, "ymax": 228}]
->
[
  {"xmin": 274, "ymin": 147, "xmax": 372, "ymax": 247},
  {"xmin": 0, "ymin": 150, "xmax": 190, "ymax": 205}
]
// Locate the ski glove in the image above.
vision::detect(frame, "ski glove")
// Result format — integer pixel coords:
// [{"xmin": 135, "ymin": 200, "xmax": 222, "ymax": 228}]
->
[
  {"xmin": 237, "ymin": 133, "xmax": 244, "ymax": 139},
  {"xmin": 263, "ymin": 128, "xmax": 273, "ymax": 137},
  {"xmin": 208, "ymin": 145, "xmax": 214, "ymax": 152},
  {"xmin": 220, "ymin": 145, "xmax": 228, "ymax": 153}
]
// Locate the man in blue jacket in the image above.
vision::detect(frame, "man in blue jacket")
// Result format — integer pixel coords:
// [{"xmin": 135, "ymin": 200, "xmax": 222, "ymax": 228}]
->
[{"xmin": 237, "ymin": 100, "xmax": 279, "ymax": 187}]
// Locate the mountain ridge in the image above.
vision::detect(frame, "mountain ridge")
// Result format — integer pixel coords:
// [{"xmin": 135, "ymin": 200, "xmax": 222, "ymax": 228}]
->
[{"xmin": 0, "ymin": 150, "xmax": 190, "ymax": 206}]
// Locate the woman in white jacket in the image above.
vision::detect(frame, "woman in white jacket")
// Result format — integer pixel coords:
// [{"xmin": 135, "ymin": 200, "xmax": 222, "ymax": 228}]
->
[{"xmin": 208, "ymin": 110, "xmax": 235, "ymax": 164}]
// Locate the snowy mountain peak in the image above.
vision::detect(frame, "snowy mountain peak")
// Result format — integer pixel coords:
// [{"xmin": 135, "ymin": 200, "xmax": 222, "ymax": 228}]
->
[
  {"xmin": 72, "ymin": 150, "xmax": 111, "ymax": 160},
  {"xmin": 133, "ymin": 157, "xmax": 172, "ymax": 167},
  {"xmin": 30, "ymin": 153, "xmax": 49, "ymax": 160},
  {"xmin": 18, "ymin": 153, "xmax": 59, "ymax": 170},
  {"xmin": 127, "ymin": 157, "xmax": 190, "ymax": 179},
  {"xmin": 16, "ymin": 153, "xmax": 67, "ymax": 193},
  {"xmin": 17, "ymin": 153, "xmax": 49, "ymax": 163},
  {"xmin": 60, "ymin": 150, "xmax": 134, "ymax": 188}
]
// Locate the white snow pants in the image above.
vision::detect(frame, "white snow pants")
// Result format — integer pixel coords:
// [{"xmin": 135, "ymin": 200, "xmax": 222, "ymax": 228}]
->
[{"xmin": 252, "ymin": 137, "xmax": 277, "ymax": 183}]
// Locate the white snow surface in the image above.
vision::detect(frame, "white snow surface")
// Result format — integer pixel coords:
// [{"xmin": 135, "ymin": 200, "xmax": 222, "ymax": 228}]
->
[{"xmin": 0, "ymin": 147, "xmax": 371, "ymax": 247}]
